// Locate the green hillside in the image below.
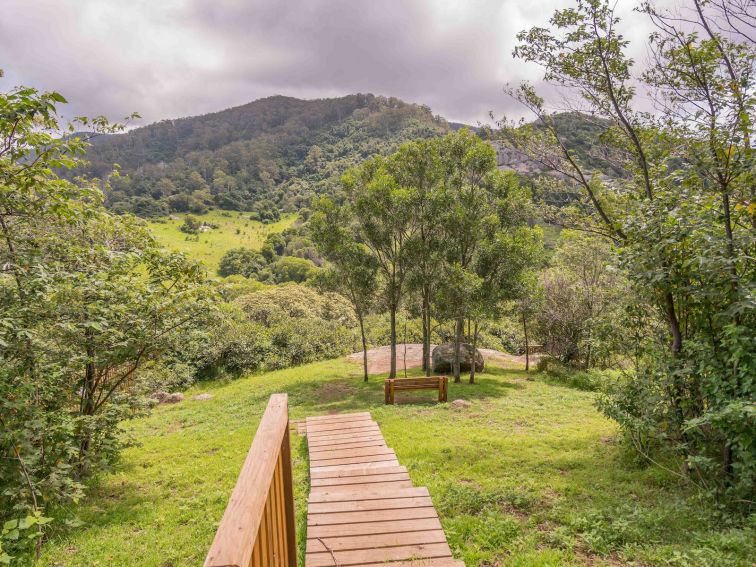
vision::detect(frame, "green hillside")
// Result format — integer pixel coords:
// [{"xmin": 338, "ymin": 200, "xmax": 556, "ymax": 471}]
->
[
  {"xmin": 38, "ymin": 359, "xmax": 753, "ymax": 566},
  {"xmin": 146, "ymin": 210, "xmax": 298, "ymax": 274},
  {"xmin": 78, "ymin": 94, "xmax": 449, "ymax": 217}
]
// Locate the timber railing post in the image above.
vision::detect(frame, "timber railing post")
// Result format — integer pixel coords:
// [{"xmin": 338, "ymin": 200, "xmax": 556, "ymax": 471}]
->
[{"xmin": 204, "ymin": 393, "xmax": 296, "ymax": 567}]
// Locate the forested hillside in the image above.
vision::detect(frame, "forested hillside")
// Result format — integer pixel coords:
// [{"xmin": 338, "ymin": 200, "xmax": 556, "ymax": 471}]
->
[
  {"xmin": 79, "ymin": 94, "xmax": 449, "ymax": 217},
  {"xmin": 78, "ymin": 93, "xmax": 621, "ymax": 220}
]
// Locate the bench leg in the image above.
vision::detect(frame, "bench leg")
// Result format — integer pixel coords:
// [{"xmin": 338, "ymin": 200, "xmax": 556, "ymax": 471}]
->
[{"xmin": 441, "ymin": 377, "xmax": 448, "ymax": 402}]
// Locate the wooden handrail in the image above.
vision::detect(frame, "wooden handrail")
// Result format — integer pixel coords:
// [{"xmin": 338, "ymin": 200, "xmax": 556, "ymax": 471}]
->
[{"xmin": 204, "ymin": 393, "xmax": 296, "ymax": 567}]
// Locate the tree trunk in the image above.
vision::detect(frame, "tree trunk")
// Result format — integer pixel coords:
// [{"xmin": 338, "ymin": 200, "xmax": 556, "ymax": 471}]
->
[
  {"xmin": 421, "ymin": 298, "xmax": 429, "ymax": 373},
  {"xmin": 453, "ymin": 317, "xmax": 464, "ymax": 383},
  {"xmin": 424, "ymin": 294, "xmax": 432, "ymax": 377},
  {"xmin": 78, "ymin": 343, "xmax": 97, "ymax": 475},
  {"xmin": 359, "ymin": 314, "xmax": 368, "ymax": 383},
  {"xmin": 469, "ymin": 320, "xmax": 479, "ymax": 384},
  {"xmin": 522, "ymin": 311, "xmax": 530, "ymax": 372},
  {"xmin": 389, "ymin": 305, "xmax": 397, "ymax": 378}
]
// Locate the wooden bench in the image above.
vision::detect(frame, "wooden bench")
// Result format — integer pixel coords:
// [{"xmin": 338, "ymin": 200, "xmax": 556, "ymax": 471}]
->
[{"xmin": 384, "ymin": 376, "xmax": 448, "ymax": 404}]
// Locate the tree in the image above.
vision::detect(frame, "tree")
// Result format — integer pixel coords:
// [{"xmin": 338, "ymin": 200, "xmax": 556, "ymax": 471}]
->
[
  {"xmin": 390, "ymin": 139, "xmax": 447, "ymax": 376},
  {"xmin": 270, "ymin": 256, "xmax": 317, "ymax": 283},
  {"xmin": 506, "ymin": 0, "xmax": 755, "ymax": 499},
  {"xmin": 343, "ymin": 158, "xmax": 417, "ymax": 379},
  {"xmin": 0, "ymin": 82, "xmax": 213, "ymax": 542},
  {"xmin": 311, "ymin": 197, "xmax": 378, "ymax": 382},
  {"xmin": 436, "ymin": 130, "xmax": 532, "ymax": 382},
  {"xmin": 218, "ymin": 247, "xmax": 267, "ymax": 278}
]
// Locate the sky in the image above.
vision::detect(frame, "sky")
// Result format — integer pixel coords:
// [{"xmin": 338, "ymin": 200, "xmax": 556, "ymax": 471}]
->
[{"xmin": 0, "ymin": 0, "xmax": 658, "ymax": 128}]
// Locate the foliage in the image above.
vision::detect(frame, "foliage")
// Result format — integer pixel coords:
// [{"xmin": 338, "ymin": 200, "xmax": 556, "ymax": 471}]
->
[
  {"xmin": 310, "ymin": 197, "xmax": 379, "ymax": 380},
  {"xmin": 534, "ymin": 230, "xmax": 627, "ymax": 366},
  {"xmin": 268, "ymin": 256, "xmax": 317, "ymax": 284},
  {"xmin": 506, "ymin": 0, "xmax": 756, "ymax": 502},
  {"xmin": 335, "ymin": 130, "xmax": 542, "ymax": 379},
  {"xmin": 179, "ymin": 214, "xmax": 202, "ymax": 234},
  {"xmin": 76, "ymin": 94, "xmax": 449, "ymax": 218},
  {"xmin": 217, "ymin": 247, "xmax": 267, "ymax": 278},
  {"xmin": 0, "ymin": 81, "xmax": 214, "ymax": 558}
]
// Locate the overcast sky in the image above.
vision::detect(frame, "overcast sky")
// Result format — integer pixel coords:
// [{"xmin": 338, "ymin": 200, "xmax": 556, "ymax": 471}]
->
[{"xmin": 1, "ymin": 0, "xmax": 657, "ymax": 127}]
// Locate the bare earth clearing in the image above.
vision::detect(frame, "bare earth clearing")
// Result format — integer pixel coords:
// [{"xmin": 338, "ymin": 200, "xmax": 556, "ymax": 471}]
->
[{"xmin": 346, "ymin": 343, "xmax": 532, "ymax": 375}]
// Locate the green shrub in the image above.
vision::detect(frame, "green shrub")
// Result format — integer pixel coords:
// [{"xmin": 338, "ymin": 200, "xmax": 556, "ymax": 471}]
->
[
  {"xmin": 218, "ymin": 248, "xmax": 267, "ymax": 278},
  {"xmin": 536, "ymin": 358, "xmax": 606, "ymax": 391}
]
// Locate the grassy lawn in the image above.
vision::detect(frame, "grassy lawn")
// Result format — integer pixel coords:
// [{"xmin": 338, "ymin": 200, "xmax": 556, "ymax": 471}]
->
[
  {"xmin": 39, "ymin": 359, "xmax": 753, "ymax": 567},
  {"xmin": 146, "ymin": 210, "xmax": 298, "ymax": 274}
]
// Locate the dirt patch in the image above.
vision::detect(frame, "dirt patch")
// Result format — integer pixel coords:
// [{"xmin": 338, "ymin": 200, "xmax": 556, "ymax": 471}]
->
[{"xmin": 346, "ymin": 343, "xmax": 529, "ymax": 375}]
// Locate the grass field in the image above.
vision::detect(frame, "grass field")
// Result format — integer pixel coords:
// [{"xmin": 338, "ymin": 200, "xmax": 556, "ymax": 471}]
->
[
  {"xmin": 39, "ymin": 359, "xmax": 753, "ymax": 567},
  {"xmin": 146, "ymin": 210, "xmax": 298, "ymax": 274}
]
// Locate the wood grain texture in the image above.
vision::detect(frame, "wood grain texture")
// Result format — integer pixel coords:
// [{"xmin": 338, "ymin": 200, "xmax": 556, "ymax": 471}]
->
[
  {"xmin": 304, "ymin": 411, "xmax": 457, "ymax": 567},
  {"xmin": 204, "ymin": 394, "xmax": 296, "ymax": 567}
]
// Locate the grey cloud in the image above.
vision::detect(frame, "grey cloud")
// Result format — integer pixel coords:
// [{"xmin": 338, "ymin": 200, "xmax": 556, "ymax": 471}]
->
[{"xmin": 0, "ymin": 0, "xmax": 657, "ymax": 127}]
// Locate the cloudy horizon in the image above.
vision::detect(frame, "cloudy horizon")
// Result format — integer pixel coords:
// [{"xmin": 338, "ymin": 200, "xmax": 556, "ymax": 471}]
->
[{"xmin": 1, "ymin": 0, "xmax": 659, "ymax": 128}]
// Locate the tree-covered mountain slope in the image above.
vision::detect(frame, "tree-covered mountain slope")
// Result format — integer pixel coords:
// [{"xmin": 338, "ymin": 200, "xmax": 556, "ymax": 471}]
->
[
  {"xmin": 79, "ymin": 92, "xmax": 616, "ymax": 219},
  {"xmin": 81, "ymin": 94, "xmax": 449, "ymax": 218}
]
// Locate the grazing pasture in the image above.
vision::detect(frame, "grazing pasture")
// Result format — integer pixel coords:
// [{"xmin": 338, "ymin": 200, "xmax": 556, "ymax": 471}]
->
[{"xmin": 146, "ymin": 211, "xmax": 298, "ymax": 274}]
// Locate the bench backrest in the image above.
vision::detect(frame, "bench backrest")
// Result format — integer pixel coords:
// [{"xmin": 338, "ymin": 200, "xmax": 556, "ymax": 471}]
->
[{"xmin": 391, "ymin": 377, "xmax": 444, "ymax": 388}]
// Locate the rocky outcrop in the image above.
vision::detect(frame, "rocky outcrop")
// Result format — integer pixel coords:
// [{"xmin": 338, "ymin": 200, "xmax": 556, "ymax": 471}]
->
[{"xmin": 431, "ymin": 342, "xmax": 484, "ymax": 373}]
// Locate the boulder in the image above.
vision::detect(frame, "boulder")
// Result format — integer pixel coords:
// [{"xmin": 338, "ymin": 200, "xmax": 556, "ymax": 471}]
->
[
  {"xmin": 192, "ymin": 393, "xmax": 213, "ymax": 401},
  {"xmin": 431, "ymin": 342, "xmax": 484, "ymax": 374},
  {"xmin": 155, "ymin": 391, "xmax": 184, "ymax": 404},
  {"xmin": 451, "ymin": 399, "xmax": 472, "ymax": 409}
]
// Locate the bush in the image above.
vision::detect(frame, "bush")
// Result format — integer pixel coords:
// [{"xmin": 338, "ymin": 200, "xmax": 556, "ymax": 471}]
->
[
  {"xmin": 235, "ymin": 284, "xmax": 355, "ymax": 326},
  {"xmin": 536, "ymin": 357, "xmax": 607, "ymax": 392},
  {"xmin": 218, "ymin": 248, "xmax": 267, "ymax": 278},
  {"xmin": 179, "ymin": 214, "xmax": 202, "ymax": 234},
  {"xmin": 270, "ymin": 256, "xmax": 317, "ymax": 283}
]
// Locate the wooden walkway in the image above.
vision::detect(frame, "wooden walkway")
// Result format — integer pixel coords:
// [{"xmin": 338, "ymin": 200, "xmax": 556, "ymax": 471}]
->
[{"xmin": 304, "ymin": 412, "xmax": 462, "ymax": 567}]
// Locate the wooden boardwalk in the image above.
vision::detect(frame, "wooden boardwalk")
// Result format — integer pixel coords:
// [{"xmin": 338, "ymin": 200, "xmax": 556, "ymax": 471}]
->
[{"xmin": 304, "ymin": 412, "xmax": 462, "ymax": 567}]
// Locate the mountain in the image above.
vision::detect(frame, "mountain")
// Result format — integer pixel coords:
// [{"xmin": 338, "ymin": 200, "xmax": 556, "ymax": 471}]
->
[
  {"xmin": 78, "ymin": 94, "xmax": 615, "ymax": 219},
  {"xmin": 79, "ymin": 94, "xmax": 449, "ymax": 218}
]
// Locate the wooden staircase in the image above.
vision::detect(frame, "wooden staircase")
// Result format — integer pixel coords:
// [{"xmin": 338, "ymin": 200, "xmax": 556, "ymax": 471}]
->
[{"xmin": 304, "ymin": 412, "xmax": 463, "ymax": 567}]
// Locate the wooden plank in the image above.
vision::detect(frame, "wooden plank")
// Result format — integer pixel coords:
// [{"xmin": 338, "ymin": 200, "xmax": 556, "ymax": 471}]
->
[
  {"xmin": 306, "ymin": 412, "xmax": 370, "ymax": 423},
  {"xmin": 305, "ymin": 420, "xmax": 377, "ymax": 433},
  {"xmin": 310, "ymin": 480, "xmax": 414, "ymax": 493},
  {"xmin": 310, "ymin": 465, "xmax": 407, "ymax": 479},
  {"xmin": 307, "ymin": 529, "xmax": 448, "ymax": 553},
  {"xmin": 352, "ymin": 560, "xmax": 463, "ymax": 567},
  {"xmin": 306, "ymin": 426, "xmax": 381, "ymax": 440},
  {"xmin": 309, "ymin": 440, "xmax": 386, "ymax": 453},
  {"xmin": 305, "ymin": 542, "xmax": 452, "ymax": 567},
  {"xmin": 310, "ymin": 454, "xmax": 398, "ymax": 468},
  {"xmin": 311, "ymin": 472, "xmax": 410, "ymax": 487},
  {"xmin": 309, "ymin": 487, "xmax": 428, "ymax": 503},
  {"xmin": 307, "ymin": 434, "xmax": 385, "ymax": 448},
  {"xmin": 310, "ymin": 460, "xmax": 400, "ymax": 474},
  {"xmin": 309, "ymin": 496, "xmax": 433, "ymax": 514},
  {"xmin": 309, "ymin": 446, "xmax": 395, "ymax": 461},
  {"xmin": 307, "ymin": 506, "xmax": 439, "ymax": 526},
  {"xmin": 307, "ymin": 517, "xmax": 443, "ymax": 539}
]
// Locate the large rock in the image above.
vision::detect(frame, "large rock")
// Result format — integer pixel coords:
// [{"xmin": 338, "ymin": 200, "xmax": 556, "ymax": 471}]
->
[
  {"xmin": 431, "ymin": 342, "xmax": 484, "ymax": 374},
  {"xmin": 155, "ymin": 391, "xmax": 184, "ymax": 404}
]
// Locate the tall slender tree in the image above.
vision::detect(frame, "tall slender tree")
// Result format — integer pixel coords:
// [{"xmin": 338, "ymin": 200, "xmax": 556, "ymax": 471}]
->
[
  {"xmin": 343, "ymin": 159, "xmax": 417, "ymax": 378},
  {"xmin": 311, "ymin": 198, "xmax": 378, "ymax": 382}
]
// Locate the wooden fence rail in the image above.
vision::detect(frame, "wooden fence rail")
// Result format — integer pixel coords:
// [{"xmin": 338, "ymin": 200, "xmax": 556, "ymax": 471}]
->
[{"xmin": 204, "ymin": 393, "xmax": 296, "ymax": 567}]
